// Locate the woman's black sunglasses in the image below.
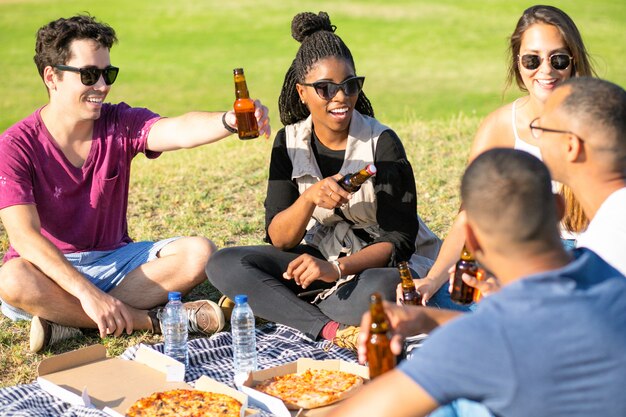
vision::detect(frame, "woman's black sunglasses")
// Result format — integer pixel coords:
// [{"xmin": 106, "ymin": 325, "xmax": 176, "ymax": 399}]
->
[
  {"xmin": 300, "ymin": 76, "xmax": 365, "ymax": 100},
  {"xmin": 54, "ymin": 65, "xmax": 120, "ymax": 86},
  {"xmin": 519, "ymin": 54, "xmax": 573, "ymax": 71}
]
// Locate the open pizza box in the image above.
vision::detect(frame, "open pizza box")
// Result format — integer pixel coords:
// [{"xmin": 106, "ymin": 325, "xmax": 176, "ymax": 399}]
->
[
  {"xmin": 240, "ymin": 358, "xmax": 369, "ymax": 417},
  {"xmin": 37, "ymin": 344, "xmax": 256, "ymax": 416}
]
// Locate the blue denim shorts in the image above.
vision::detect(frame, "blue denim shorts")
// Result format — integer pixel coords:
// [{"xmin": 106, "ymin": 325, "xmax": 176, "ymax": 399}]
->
[{"xmin": 0, "ymin": 237, "xmax": 180, "ymax": 321}]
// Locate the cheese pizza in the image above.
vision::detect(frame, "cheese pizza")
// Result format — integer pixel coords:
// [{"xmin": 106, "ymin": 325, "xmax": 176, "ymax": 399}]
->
[
  {"xmin": 126, "ymin": 388, "xmax": 242, "ymax": 417},
  {"xmin": 255, "ymin": 369, "xmax": 364, "ymax": 409}
]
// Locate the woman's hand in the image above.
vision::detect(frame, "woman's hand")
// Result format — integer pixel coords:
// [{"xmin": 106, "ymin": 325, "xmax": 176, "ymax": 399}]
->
[
  {"xmin": 396, "ymin": 278, "xmax": 442, "ymax": 307},
  {"xmin": 302, "ymin": 174, "xmax": 351, "ymax": 209},
  {"xmin": 283, "ymin": 254, "xmax": 340, "ymax": 289}
]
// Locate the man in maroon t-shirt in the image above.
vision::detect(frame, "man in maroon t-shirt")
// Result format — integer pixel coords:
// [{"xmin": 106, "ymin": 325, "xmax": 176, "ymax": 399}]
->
[{"xmin": 0, "ymin": 15, "xmax": 271, "ymax": 352}]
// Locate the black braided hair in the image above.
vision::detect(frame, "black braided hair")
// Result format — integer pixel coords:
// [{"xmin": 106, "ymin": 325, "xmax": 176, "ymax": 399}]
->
[{"xmin": 278, "ymin": 11, "xmax": 374, "ymax": 126}]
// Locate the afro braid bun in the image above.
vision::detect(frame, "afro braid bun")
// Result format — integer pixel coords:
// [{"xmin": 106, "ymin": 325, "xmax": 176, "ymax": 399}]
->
[{"xmin": 291, "ymin": 11, "xmax": 335, "ymax": 42}]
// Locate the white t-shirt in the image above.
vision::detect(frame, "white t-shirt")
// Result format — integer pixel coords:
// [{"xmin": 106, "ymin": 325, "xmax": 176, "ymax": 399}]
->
[{"xmin": 576, "ymin": 187, "xmax": 626, "ymax": 275}]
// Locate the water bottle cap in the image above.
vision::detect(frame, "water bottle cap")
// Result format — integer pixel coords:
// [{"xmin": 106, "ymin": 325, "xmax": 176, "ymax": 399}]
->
[
  {"xmin": 234, "ymin": 294, "xmax": 248, "ymax": 305},
  {"xmin": 168, "ymin": 291, "xmax": 182, "ymax": 301}
]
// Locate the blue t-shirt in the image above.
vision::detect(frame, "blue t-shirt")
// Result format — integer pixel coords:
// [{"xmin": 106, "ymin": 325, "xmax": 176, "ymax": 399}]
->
[{"xmin": 399, "ymin": 248, "xmax": 626, "ymax": 417}]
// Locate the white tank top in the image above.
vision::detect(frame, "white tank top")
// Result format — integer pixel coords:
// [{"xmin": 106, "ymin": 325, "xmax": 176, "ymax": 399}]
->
[{"xmin": 512, "ymin": 98, "xmax": 542, "ymax": 159}]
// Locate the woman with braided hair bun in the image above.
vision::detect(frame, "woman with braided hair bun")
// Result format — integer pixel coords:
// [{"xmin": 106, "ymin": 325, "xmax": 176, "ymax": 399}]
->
[{"xmin": 207, "ymin": 11, "xmax": 463, "ymax": 351}]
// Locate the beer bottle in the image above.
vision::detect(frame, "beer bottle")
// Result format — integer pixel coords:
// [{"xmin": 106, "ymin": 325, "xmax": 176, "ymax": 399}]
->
[
  {"xmin": 367, "ymin": 292, "xmax": 396, "ymax": 379},
  {"xmin": 398, "ymin": 261, "xmax": 421, "ymax": 306},
  {"xmin": 232, "ymin": 68, "xmax": 259, "ymax": 139},
  {"xmin": 339, "ymin": 164, "xmax": 376, "ymax": 192},
  {"xmin": 450, "ymin": 245, "xmax": 478, "ymax": 305}
]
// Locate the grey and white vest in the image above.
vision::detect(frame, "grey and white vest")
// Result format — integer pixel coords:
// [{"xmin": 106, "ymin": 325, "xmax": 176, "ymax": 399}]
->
[{"xmin": 285, "ymin": 111, "xmax": 441, "ymax": 299}]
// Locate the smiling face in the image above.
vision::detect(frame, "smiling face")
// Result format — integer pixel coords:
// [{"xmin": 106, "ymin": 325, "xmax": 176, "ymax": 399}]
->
[
  {"xmin": 296, "ymin": 56, "xmax": 359, "ymax": 142},
  {"xmin": 48, "ymin": 38, "xmax": 113, "ymax": 122},
  {"xmin": 518, "ymin": 23, "xmax": 573, "ymax": 104}
]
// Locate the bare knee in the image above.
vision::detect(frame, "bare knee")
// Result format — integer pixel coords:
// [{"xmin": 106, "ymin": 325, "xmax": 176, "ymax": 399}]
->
[
  {"xmin": 0, "ymin": 258, "xmax": 43, "ymax": 306},
  {"xmin": 163, "ymin": 236, "xmax": 216, "ymax": 283}
]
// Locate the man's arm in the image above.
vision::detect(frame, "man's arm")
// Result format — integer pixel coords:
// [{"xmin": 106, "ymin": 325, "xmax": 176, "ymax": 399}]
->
[
  {"xmin": 326, "ymin": 369, "xmax": 438, "ymax": 417},
  {"xmin": 146, "ymin": 102, "xmax": 270, "ymax": 152},
  {"xmin": 0, "ymin": 205, "xmax": 134, "ymax": 337}
]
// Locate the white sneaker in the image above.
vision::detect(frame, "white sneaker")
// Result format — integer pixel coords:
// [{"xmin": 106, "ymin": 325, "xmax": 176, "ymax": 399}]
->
[{"xmin": 29, "ymin": 316, "xmax": 82, "ymax": 353}]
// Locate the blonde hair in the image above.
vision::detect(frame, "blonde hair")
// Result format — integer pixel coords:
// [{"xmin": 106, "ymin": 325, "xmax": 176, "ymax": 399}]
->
[{"xmin": 560, "ymin": 184, "xmax": 588, "ymax": 233}]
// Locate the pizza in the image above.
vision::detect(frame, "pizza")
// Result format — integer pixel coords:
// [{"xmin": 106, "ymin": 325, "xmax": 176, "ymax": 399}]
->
[
  {"xmin": 255, "ymin": 369, "xmax": 364, "ymax": 410},
  {"xmin": 126, "ymin": 388, "xmax": 242, "ymax": 417}
]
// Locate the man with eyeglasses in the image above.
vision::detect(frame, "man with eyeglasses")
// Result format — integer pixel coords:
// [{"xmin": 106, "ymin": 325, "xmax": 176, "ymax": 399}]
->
[
  {"xmin": 535, "ymin": 77, "xmax": 626, "ymax": 275},
  {"xmin": 0, "ymin": 14, "xmax": 270, "ymax": 352},
  {"xmin": 328, "ymin": 148, "xmax": 626, "ymax": 417}
]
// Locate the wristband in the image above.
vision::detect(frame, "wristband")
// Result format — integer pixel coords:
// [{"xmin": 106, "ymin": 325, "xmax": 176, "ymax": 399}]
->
[
  {"xmin": 331, "ymin": 260, "xmax": 342, "ymax": 280},
  {"xmin": 221, "ymin": 112, "xmax": 238, "ymax": 134}
]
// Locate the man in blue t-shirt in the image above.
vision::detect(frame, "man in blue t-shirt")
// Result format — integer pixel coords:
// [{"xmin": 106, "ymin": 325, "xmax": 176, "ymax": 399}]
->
[{"xmin": 328, "ymin": 148, "xmax": 626, "ymax": 417}]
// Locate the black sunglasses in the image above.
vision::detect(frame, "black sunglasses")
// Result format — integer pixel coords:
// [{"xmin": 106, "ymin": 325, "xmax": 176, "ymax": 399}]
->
[
  {"xmin": 519, "ymin": 54, "xmax": 573, "ymax": 71},
  {"xmin": 54, "ymin": 65, "xmax": 120, "ymax": 86},
  {"xmin": 300, "ymin": 76, "xmax": 365, "ymax": 100}
]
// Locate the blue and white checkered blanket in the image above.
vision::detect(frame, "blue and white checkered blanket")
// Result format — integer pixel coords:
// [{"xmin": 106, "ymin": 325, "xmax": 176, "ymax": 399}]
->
[{"xmin": 0, "ymin": 323, "xmax": 357, "ymax": 417}]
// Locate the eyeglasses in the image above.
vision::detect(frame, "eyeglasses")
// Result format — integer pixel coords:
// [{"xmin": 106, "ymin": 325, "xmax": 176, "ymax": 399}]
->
[
  {"xmin": 519, "ymin": 54, "xmax": 573, "ymax": 71},
  {"xmin": 54, "ymin": 65, "xmax": 119, "ymax": 86},
  {"xmin": 300, "ymin": 76, "xmax": 365, "ymax": 100},
  {"xmin": 529, "ymin": 117, "xmax": 584, "ymax": 141}
]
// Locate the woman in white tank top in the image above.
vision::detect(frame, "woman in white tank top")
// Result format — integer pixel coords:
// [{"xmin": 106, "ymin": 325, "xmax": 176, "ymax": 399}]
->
[{"xmin": 412, "ymin": 5, "xmax": 596, "ymax": 305}]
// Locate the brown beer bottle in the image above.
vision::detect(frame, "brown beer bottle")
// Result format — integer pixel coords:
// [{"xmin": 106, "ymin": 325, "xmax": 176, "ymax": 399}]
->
[
  {"xmin": 450, "ymin": 245, "xmax": 478, "ymax": 305},
  {"xmin": 398, "ymin": 261, "xmax": 421, "ymax": 306},
  {"xmin": 339, "ymin": 164, "xmax": 376, "ymax": 192},
  {"xmin": 367, "ymin": 292, "xmax": 396, "ymax": 379},
  {"xmin": 232, "ymin": 68, "xmax": 259, "ymax": 139}
]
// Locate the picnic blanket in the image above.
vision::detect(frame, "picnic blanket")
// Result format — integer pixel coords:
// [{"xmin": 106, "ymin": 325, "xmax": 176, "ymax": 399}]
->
[{"xmin": 0, "ymin": 323, "xmax": 358, "ymax": 417}]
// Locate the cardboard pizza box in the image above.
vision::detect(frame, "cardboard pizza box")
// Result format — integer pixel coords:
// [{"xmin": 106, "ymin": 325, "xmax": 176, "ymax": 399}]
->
[
  {"xmin": 240, "ymin": 358, "xmax": 369, "ymax": 417},
  {"xmin": 37, "ymin": 344, "xmax": 255, "ymax": 416}
]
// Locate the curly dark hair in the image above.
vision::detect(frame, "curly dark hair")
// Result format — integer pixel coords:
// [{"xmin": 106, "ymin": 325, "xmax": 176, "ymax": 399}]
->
[
  {"xmin": 34, "ymin": 14, "xmax": 117, "ymax": 80},
  {"xmin": 278, "ymin": 11, "xmax": 374, "ymax": 126}
]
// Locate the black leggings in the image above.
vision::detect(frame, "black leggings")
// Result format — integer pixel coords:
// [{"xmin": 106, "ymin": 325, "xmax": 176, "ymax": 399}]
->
[{"xmin": 206, "ymin": 245, "xmax": 400, "ymax": 340}]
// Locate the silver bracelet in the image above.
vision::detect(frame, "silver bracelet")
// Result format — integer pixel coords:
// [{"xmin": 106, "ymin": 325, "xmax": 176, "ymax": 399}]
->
[
  {"xmin": 331, "ymin": 259, "xmax": 342, "ymax": 280},
  {"xmin": 221, "ymin": 112, "xmax": 238, "ymax": 134}
]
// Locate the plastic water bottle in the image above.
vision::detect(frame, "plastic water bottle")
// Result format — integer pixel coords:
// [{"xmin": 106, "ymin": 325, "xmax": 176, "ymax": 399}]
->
[
  {"xmin": 162, "ymin": 291, "xmax": 189, "ymax": 367},
  {"xmin": 231, "ymin": 294, "xmax": 257, "ymax": 380}
]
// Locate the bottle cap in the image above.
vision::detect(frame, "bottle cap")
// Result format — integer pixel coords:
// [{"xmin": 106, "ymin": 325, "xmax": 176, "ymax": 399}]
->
[
  {"xmin": 234, "ymin": 294, "xmax": 248, "ymax": 305},
  {"xmin": 365, "ymin": 164, "xmax": 377, "ymax": 175},
  {"xmin": 168, "ymin": 291, "xmax": 182, "ymax": 301},
  {"xmin": 233, "ymin": 68, "xmax": 244, "ymax": 74}
]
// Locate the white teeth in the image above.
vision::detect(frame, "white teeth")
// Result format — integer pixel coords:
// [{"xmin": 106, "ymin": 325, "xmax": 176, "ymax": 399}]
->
[
  {"xmin": 536, "ymin": 79, "xmax": 556, "ymax": 86},
  {"xmin": 86, "ymin": 97, "xmax": 103, "ymax": 103},
  {"xmin": 330, "ymin": 108, "xmax": 348, "ymax": 114}
]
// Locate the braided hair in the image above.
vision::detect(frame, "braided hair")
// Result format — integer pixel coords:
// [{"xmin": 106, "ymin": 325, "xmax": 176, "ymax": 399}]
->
[{"xmin": 278, "ymin": 12, "xmax": 374, "ymax": 126}]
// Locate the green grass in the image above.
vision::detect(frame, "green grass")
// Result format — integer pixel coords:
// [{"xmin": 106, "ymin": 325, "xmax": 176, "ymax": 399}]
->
[{"xmin": 0, "ymin": 0, "xmax": 624, "ymax": 388}]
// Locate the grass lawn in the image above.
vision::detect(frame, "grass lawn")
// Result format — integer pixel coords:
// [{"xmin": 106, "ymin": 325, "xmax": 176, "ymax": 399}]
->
[{"xmin": 0, "ymin": 0, "xmax": 624, "ymax": 387}]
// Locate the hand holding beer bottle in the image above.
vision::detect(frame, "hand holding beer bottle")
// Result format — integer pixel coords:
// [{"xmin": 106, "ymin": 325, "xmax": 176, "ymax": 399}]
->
[{"xmin": 398, "ymin": 261, "xmax": 421, "ymax": 306}]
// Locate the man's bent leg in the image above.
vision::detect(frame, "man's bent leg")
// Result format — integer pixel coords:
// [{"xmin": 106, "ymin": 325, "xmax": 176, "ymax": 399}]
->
[
  {"xmin": 109, "ymin": 236, "xmax": 216, "ymax": 309},
  {"xmin": 0, "ymin": 258, "xmax": 152, "ymax": 330}
]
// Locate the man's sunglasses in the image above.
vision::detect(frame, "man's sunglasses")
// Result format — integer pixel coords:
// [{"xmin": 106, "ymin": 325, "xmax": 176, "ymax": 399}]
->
[
  {"xmin": 54, "ymin": 65, "xmax": 120, "ymax": 86},
  {"xmin": 519, "ymin": 54, "xmax": 573, "ymax": 71},
  {"xmin": 300, "ymin": 76, "xmax": 365, "ymax": 100}
]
